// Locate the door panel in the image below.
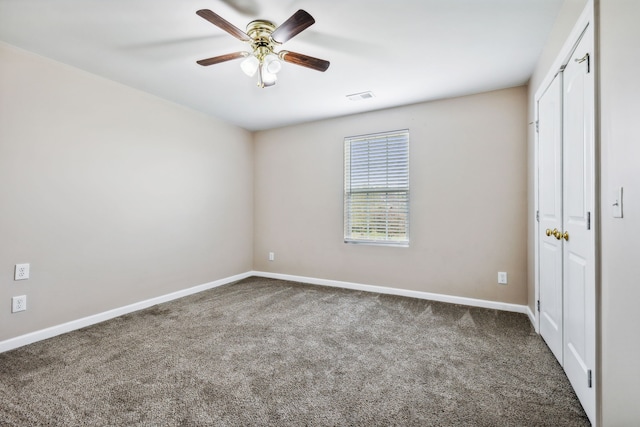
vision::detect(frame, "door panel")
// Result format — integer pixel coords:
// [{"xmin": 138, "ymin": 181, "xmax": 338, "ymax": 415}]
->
[
  {"xmin": 538, "ymin": 75, "xmax": 563, "ymax": 363},
  {"xmin": 566, "ymin": 252, "xmax": 586, "ymax": 361},
  {"xmin": 564, "ymin": 68, "xmax": 587, "ymax": 223},
  {"xmin": 540, "ymin": 240, "xmax": 562, "ymax": 359}
]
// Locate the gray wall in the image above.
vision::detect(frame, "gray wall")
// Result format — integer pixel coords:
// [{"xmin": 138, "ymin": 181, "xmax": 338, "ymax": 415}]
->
[
  {"xmin": 598, "ymin": 0, "xmax": 640, "ymax": 424},
  {"xmin": 254, "ymin": 87, "xmax": 529, "ymax": 305},
  {"xmin": 0, "ymin": 43, "xmax": 254, "ymax": 341}
]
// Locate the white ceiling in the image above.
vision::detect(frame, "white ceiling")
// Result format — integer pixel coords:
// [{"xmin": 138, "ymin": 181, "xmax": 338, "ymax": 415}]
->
[{"xmin": 0, "ymin": 0, "xmax": 563, "ymax": 131}]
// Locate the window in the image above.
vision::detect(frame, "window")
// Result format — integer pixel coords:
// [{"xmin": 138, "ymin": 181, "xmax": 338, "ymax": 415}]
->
[{"xmin": 344, "ymin": 129, "xmax": 409, "ymax": 246}]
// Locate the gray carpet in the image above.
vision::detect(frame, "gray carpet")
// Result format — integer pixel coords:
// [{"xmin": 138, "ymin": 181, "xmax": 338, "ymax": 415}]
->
[{"xmin": 0, "ymin": 276, "xmax": 589, "ymax": 426}]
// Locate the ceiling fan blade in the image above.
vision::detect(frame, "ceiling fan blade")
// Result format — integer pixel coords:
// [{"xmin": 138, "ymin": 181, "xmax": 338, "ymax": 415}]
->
[
  {"xmin": 271, "ymin": 10, "xmax": 315, "ymax": 44},
  {"xmin": 197, "ymin": 51, "xmax": 248, "ymax": 66},
  {"xmin": 279, "ymin": 50, "xmax": 330, "ymax": 72},
  {"xmin": 196, "ymin": 9, "xmax": 250, "ymax": 42}
]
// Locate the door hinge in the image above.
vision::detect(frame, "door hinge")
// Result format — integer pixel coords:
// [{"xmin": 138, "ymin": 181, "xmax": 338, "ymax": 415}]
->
[
  {"xmin": 588, "ymin": 369, "xmax": 593, "ymax": 388},
  {"xmin": 575, "ymin": 53, "xmax": 591, "ymax": 73},
  {"xmin": 587, "ymin": 212, "xmax": 591, "ymax": 230},
  {"xmin": 536, "ymin": 210, "xmax": 540, "ymax": 222},
  {"xmin": 537, "ymin": 300, "xmax": 540, "ymax": 312},
  {"xmin": 535, "ymin": 120, "xmax": 539, "ymax": 133}
]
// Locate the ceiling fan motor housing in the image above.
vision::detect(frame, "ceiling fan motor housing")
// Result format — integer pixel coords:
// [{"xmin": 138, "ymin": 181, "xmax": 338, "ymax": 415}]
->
[{"xmin": 246, "ymin": 20, "xmax": 277, "ymax": 61}]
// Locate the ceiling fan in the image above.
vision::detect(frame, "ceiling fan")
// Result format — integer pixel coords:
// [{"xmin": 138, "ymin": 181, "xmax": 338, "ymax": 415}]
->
[{"xmin": 196, "ymin": 9, "xmax": 330, "ymax": 88}]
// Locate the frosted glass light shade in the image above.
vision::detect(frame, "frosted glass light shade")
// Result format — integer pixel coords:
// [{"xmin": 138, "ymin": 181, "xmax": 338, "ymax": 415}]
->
[
  {"xmin": 261, "ymin": 64, "xmax": 278, "ymax": 85},
  {"xmin": 240, "ymin": 55, "xmax": 259, "ymax": 77},
  {"xmin": 264, "ymin": 54, "xmax": 282, "ymax": 74}
]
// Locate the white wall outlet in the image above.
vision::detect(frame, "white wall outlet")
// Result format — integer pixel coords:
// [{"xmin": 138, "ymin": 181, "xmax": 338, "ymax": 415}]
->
[
  {"xmin": 498, "ymin": 272, "xmax": 508, "ymax": 285},
  {"xmin": 12, "ymin": 295, "xmax": 27, "ymax": 313},
  {"xmin": 14, "ymin": 263, "xmax": 30, "ymax": 280},
  {"xmin": 268, "ymin": 252, "xmax": 275, "ymax": 261}
]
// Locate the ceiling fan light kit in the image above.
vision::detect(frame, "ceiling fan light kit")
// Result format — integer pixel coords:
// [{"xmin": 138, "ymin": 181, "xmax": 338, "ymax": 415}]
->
[{"xmin": 196, "ymin": 9, "xmax": 330, "ymax": 88}]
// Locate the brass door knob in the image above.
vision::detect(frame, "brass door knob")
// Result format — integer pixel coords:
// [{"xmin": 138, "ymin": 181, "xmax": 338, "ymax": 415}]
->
[{"xmin": 545, "ymin": 228, "xmax": 568, "ymax": 241}]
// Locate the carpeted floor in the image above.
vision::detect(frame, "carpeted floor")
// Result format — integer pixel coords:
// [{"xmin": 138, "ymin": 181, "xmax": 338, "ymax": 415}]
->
[{"xmin": 0, "ymin": 276, "xmax": 589, "ymax": 426}]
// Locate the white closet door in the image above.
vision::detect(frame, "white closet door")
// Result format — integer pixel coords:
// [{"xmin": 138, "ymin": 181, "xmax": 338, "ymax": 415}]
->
[
  {"xmin": 562, "ymin": 25, "xmax": 596, "ymax": 424},
  {"xmin": 538, "ymin": 74, "xmax": 564, "ymax": 363}
]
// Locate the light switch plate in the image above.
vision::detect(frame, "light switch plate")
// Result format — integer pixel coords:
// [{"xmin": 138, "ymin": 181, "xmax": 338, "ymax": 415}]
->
[{"xmin": 613, "ymin": 187, "xmax": 623, "ymax": 218}]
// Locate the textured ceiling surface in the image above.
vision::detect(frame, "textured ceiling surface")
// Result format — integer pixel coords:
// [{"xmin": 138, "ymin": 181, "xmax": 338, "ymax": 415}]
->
[{"xmin": 0, "ymin": 0, "xmax": 563, "ymax": 131}]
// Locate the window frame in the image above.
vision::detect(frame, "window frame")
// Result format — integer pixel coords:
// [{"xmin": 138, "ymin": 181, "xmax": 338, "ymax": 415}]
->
[{"xmin": 343, "ymin": 129, "xmax": 410, "ymax": 247}]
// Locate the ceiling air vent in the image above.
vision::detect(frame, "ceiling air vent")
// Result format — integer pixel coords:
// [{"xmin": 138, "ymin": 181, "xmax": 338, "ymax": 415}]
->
[{"xmin": 346, "ymin": 91, "xmax": 375, "ymax": 101}]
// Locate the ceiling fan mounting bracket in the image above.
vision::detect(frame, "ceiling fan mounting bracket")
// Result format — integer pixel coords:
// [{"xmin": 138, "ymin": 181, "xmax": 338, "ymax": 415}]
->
[{"xmin": 246, "ymin": 20, "xmax": 278, "ymax": 61}]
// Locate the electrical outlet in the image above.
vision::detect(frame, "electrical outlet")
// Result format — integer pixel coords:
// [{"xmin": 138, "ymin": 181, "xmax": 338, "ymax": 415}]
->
[
  {"xmin": 268, "ymin": 252, "xmax": 275, "ymax": 261},
  {"xmin": 12, "ymin": 295, "xmax": 27, "ymax": 313},
  {"xmin": 498, "ymin": 272, "xmax": 508, "ymax": 285},
  {"xmin": 14, "ymin": 263, "xmax": 30, "ymax": 280}
]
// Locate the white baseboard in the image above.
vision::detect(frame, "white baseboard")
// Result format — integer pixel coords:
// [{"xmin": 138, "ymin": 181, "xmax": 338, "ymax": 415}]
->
[
  {"xmin": 1, "ymin": 271, "xmax": 531, "ymax": 354},
  {"xmin": 0, "ymin": 271, "xmax": 252, "ymax": 354},
  {"xmin": 251, "ymin": 271, "xmax": 528, "ymax": 314}
]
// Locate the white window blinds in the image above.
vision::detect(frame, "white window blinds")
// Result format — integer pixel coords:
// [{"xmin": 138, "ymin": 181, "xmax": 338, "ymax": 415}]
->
[{"xmin": 344, "ymin": 129, "xmax": 409, "ymax": 245}]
